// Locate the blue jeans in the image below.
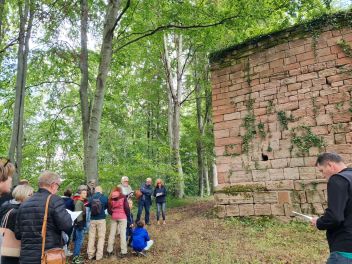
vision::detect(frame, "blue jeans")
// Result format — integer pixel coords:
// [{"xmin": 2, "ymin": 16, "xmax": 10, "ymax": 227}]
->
[
  {"xmin": 136, "ymin": 199, "xmax": 150, "ymax": 224},
  {"xmin": 85, "ymin": 207, "xmax": 91, "ymax": 231},
  {"xmin": 156, "ymin": 202, "xmax": 166, "ymax": 221},
  {"xmin": 73, "ymin": 228, "xmax": 85, "ymax": 257},
  {"xmin": 327, "ymin": 252, "xmax": 352, "ymax": 264}
]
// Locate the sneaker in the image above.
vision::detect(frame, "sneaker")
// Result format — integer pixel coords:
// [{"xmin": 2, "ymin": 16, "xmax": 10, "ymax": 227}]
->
[
  {"xmin": 72, "ymin": 256, "xmax": 83, "ymax": 264},
  {"xmin": 107, "ymin": 252, "xmax": 114, "ymax": 258},
  {"xmin": 163, "ymin": 220, "xmax": 166, "ymax": 225},
  {"xmin": 118, "ymin": 253, "xmax": 128, "ymax": 258},
  {"xmin": 138, "ymin": 251, "xmax": 147, "ymax": 257},
  {"xmin": 157, "ymin": 221, "xmax": 160, "ymax": 225},
  {"xmin": 66, "ymin": 250, "xmax": 73, "ymax": 257}
]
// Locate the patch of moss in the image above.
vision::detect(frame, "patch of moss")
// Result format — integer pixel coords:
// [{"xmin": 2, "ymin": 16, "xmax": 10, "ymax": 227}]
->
[{"xmin": 216, "ymin": 184, "xmax": 268, "ymax": 195}]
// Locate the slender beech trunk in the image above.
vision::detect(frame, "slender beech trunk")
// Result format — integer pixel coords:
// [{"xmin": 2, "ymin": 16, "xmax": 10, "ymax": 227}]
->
[
  {"xmin": 8, "ymin": 0, "xmax": 34, "ymax": 185},
  {"xmin": 79, "ymin": 0, "xmax": 90, "ymax": 178},
  {"xmin": 0, "ymin": 0, "xmax": 5, "ymax": 44},
  {"xmin": 163, "ymin": 33, "xmax": 185, "ymax": 198},
  {"xmin": 86, "ymin": 0, "xmax": 121, "ymax": 182}
]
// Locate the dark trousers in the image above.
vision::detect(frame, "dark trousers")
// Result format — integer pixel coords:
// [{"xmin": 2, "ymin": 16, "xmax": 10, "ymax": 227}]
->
[
  {"xmin": 1, "ymin": 256, "xmax": 19, "ymax": 264},
  {"xmin": 136, "ymin": 199, "xmax": 151, "ymax": 224},
  {"xmin": 327, "ymin": 252, "xmax": 352, "ymax": 264}
]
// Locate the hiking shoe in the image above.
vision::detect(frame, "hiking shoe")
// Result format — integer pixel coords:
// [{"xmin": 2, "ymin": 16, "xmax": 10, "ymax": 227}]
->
[
  {"xmin": 118, "ymin": 253, "xmax": 128, "ymax": 258},
  {"xmin": 138, "ymin": 251, "xmax": 147, "ymax": 257},
  {"xmin": 107, "ymin": 252, "xmax": 113, "ymax": 258},
  {"xmin": 72, "ymin": 256, "xmax": 83, "ymax": 264}
]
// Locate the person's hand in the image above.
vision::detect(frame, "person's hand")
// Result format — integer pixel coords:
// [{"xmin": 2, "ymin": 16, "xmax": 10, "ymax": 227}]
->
[
  {"xmin": 130, "ymin": 224, "xmax": 134, "ymax": 228},
  {"xmin": 310, "ymin": 217, "xmax": 318, "ymax": 227}
]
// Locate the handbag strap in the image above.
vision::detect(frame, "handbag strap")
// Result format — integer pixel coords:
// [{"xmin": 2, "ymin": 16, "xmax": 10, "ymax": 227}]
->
[
  {"xmin": 1, "ymin": 208, "xmax": 14, "ymax": 229},
  {"xmin": 41, "ymin": 194, "xmax": 52, "ymax": 259}
]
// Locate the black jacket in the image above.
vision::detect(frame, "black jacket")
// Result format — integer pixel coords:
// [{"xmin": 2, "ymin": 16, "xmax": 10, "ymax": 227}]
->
[
  {"xmin": 0, "ymin": 200, "xmax": 21, "ymax": 232},
  {"xmin": 153, "ymin": 186, "xmax": 167, "ymax": 203},
  {"xmin": 140, "ymin": 184, "xmax": 153, "ymax": 204},
  {"xmin": 15, "ymin": 188, "xmax": 72, "ymax": 264},
  {"xmin": 317, "ymin": 168, "xmax": 352, "ymax": 252}
]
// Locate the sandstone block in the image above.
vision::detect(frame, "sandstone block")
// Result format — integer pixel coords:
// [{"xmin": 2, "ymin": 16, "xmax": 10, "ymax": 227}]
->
[
  {"xmin": 299, "ymin": 167, "xmax": 317, "ymax": 179},
  {"xmin": 284, "ymin": 167, "xmax": 300, "ymax": 180},
  {"xmin": 214, "ymin": 205, "xmax": 226, "ymax": 218},
  {"xmin": 266, "ymin": 180, "xmax": 294, "ymax": 190},
  {"xmin": 271, "ymin": 204, "xmax": 285, "ymax": 216},
  {"xmin": 312, "ymin": 203, "xmax": 325, "ymax": 215},
  {"xmin": 306, "ymin": 190, "xmax": 326, "ymax": 203},
  {"xmin": 268, "ymin": 168, "xmax": 285, "ymax": 181},
  {"xmin": 278, "ymin": 191, "xmax": 291, "ymax": 204},
  {"xmin": 254, "ymin": 204, "xmax": 272, "ymax": 216},
  {"xmin": 271, "ymin": 159, "xmax": 289, "ymax": 169},
  {"xmin": 253, "ymin": 192, "xmax": 278, "ymax": 204},
  {"xmin": 316, "ymin": 114, "xmax": 332, "ymax": 125},
  {"xmin": 289, "ymin": 158, "xmax": 305, "ymax": 167},
  {"xmin": 252, "ymin": 170, "xmax": 270, "ymax": 182},
  {"xmin": 239, "ymin": 204, "xmax": 255, "ymax": 216},
  {"xmin": 226, "ymin": 205, "xmax": 240, "ymax": 216}
]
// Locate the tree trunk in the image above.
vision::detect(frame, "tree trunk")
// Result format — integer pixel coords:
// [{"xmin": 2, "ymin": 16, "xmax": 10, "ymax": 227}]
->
[
  {"xmin": 162, "ymin": 33, "xmax": 185, "ymax": 198},
  {"xmin": 0, "ymin": 0, "xmax": 5, "ymax": 44},
  {"xmin": 8, "ymin": 0, "xmax": 34, "ymax": 185},
  {"xmin": 86, "ymin": 0, "xmax": 121, "ymax": 182},
  {"xmin": 79, "ymin": 0, "xmax": 90, "ymax": 178}
]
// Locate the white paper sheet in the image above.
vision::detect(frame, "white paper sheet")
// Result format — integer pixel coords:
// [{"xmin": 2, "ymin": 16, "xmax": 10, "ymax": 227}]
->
[
  {"xmin": 292, "ymin": 211, "xmax": 313, "ymax": 221},
  {"xmin": 66, "ymin": 209, "xmax": 82, "ymax": 223}
]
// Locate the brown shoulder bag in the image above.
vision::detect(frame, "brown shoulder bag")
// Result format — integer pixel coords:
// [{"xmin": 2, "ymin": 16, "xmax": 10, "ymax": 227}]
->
[{"xmin": 41, "ymin": 194, "xmax": 66, "ymax": 264}]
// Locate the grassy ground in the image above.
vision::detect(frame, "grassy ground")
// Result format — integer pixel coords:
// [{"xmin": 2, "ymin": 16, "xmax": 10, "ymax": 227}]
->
[{"xmin": 79, "ymin": 197, "xmax": 329, "ymax": 264}]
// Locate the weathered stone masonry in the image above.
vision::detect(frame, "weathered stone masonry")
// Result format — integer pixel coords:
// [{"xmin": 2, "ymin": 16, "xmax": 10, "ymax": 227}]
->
[{"xmin": 210, "ymin": 12, "xmax": 352, "ymax": 218}]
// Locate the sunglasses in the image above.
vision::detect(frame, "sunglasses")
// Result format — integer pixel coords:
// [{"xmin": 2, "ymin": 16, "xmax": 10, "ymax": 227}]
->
[{"xmin": 0, "ymin": 157, "xmax": 10, "ymax": 167}]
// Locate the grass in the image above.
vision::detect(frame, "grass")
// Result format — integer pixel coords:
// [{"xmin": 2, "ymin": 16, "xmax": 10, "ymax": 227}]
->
[{"xmin": 77, "ymin": 197, "xmax": 328, "ymax": 264}]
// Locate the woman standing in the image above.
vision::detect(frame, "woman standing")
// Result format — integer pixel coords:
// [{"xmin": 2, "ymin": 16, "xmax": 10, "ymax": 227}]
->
[
  {"xmin": 0, "ymin": 158, "xmax": 15, "ymax": 207},
  {"xmin": 107, "ymin": 186, "xmax": 130, "ymax": 258},
  {"xmin": 0, "ymin": 184, "xmax": 34, "ymax": 264},
  {"xmin": 153, "ymin": 179, "xmax": 167, "ymax": 225}
]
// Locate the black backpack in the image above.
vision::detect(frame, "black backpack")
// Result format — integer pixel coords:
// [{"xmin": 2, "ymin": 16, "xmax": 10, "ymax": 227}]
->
[{"xmin": 91, "ymin": 194, "xmax": 103, "ymax": 216}]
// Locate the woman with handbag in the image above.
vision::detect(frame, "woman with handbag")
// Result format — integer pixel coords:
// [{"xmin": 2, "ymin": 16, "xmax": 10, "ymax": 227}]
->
[{"xmin": 0, "ymin": 184, "xmax": 33, "ymax": 264}]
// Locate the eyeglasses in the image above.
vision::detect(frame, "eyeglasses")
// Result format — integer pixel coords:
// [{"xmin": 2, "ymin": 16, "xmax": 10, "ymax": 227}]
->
[
  {"xmin": 54, "ymin": 182, "xmax": 61, "ymax": 190},
  {"xmin": 0, "ymin": 157, "xmax": 10, "ymax": 167}
]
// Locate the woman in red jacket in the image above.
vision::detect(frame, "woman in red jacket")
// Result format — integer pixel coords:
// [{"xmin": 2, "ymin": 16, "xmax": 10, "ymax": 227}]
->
[{"xmin": 107, "ymin": 186, "xmax": 130, "ymax": 258}]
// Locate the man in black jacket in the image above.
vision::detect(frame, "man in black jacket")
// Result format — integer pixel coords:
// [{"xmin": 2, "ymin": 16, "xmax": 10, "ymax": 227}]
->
[
  {"xmin": 311, "ymin": 152, "xmax": 352, "ymax": 263},
  {"xmin": 15, "ymin": 171, "xmax": 72, "ymax": 264}
]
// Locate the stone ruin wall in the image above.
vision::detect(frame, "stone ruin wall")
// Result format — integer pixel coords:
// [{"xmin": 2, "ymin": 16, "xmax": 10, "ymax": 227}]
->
[{"xmin": 210, "ymin": 13, "xmax": 352, "ymax": 218}]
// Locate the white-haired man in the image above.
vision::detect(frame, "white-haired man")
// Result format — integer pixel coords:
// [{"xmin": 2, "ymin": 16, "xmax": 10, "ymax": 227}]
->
[
  {"xmin": 15, "ymin": 171, "xmax": 72, "ymax": 264},
  {"xmin": 136, "ymin": 178, "xmax": 153, "ymax": 225},
  {"xmin": 118, "ymin": 176, "xmax": 133, "ymax": 197}
]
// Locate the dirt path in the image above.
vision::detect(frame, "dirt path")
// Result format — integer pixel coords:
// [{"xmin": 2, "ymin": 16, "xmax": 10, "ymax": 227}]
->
[{"xmin": 83, "ymin": 199, "xmax": 328, "ymax": 264}]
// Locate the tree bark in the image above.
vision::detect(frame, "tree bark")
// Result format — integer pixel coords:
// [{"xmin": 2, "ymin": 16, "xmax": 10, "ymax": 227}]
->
[
  {"xmin": 79, "ymin": 0, "xmax": 90, "ymax": 178},
  {"xmin": 0, "ymin": 0, "xmax": 5, "ymax": 44},
  {"xmin": 8, "ymin": 0, "xmax": 34, "ymax": 185},
  {"xmin": 86, "ymin": 0, "xmax": 121, "ymax": 182},
  {"xmin": 162, "ymin": 33, "xmax": 185, "ymax": 198}
]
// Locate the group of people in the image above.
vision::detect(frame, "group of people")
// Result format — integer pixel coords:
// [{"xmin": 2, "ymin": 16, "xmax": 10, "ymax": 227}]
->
[{"xmin": 0, "ymin": 157, "xmax": 168, "ymax": 264}]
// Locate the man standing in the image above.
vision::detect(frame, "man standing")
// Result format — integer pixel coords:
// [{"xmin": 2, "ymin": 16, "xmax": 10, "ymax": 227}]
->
[
  {"xmin": 15, "ymin": 171, "xmax": 72, "ymax": 264},
  {"xmin": 87, "ymin": 186, "xmax": 108, "ymax": 261},
  {"xmin": 136, "ymin": 178, "xmax": 153, "ymax": 225},
  {"xmin": 311, "ymin": 152, "xmax": 352, "ymax": 264}
]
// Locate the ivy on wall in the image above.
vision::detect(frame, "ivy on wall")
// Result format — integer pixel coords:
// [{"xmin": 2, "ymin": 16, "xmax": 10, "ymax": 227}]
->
[{"xmin": 290, "ymin": 126, "xmax": 326, "ymax": 156}]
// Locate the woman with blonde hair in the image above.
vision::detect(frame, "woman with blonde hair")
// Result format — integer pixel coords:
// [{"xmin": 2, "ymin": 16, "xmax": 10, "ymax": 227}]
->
[
  {"xmin": 0, "ymin": 157, "xmax": 16, "ymax": 206},
  {"xmin": 153, "ymin": 179, "xmax": 167, "ymax": 225},
  {"xmin": 0, "ymin": 184, "xmax": 34, "ymax": 264}
]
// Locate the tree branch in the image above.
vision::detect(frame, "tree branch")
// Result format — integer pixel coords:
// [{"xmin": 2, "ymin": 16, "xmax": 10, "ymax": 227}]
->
[
  {"xmin": 180, "ymin": 87, "xmax": 196, "ymax": 106},
  {"xmin": 113, "ymin": 15, "xmax": 239, "ymax": 52},
  {"xmin": 112, "ymin": 0, "xmax": 131, "ymax": 33},
  {"xmin": 26, "ymin": 80, "xmax": 80, "ymax": 89}
]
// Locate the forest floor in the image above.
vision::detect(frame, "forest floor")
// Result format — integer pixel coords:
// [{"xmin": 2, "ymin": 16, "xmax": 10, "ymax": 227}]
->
[{"xmin": 79, "ymin": 197, "xmax": 329, "ymax": 264}]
